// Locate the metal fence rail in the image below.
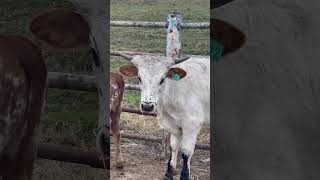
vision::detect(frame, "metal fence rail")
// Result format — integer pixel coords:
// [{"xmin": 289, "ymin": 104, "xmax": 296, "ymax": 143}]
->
[
  {"xmin": 48, "ymin": 72, "xmax": 140, "ymax": 91},
  {"xmin": 110, "ymin": 21, "xmax": 209, "ymax": 29},
  {"xmin": 111, "ymin": 50, "xmax": 209, "ymax": 59},
  {"xmin": 37, "ymin": 143, "xmax": 109, "ymax": 169},
  {"xmin": 114, "ymin": 133, "xmax": 210, "ymax": 150}
]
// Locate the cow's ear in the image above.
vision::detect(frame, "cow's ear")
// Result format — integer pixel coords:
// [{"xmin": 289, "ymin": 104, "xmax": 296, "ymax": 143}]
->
[
  {"xmin": 29, "ymin": 8, "xmax": 90, "ymax": 48},
  {"xmin": 211, "ymin": 18, "xmax": 246, "ymax": 56},
  {"xmin": 166, "ymin": 67, "xmax": 187, "ymax": 81},
  {"xmin": 119, "ymin": 64, "xmax": 138, "ymax": 78}
]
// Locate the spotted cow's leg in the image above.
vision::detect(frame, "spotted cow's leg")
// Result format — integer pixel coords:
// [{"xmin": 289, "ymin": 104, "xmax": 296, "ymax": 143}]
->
[
  {"xmin": 111, "ymin": 107, "xmax": 124, "ymax": 169},
  {"xmin": 164, "ymin": 133, "xmax": 182, "ymax": 180},
  {"xmin": 3, "ymin": 136, "xmax": 37, "ymax": 180},
  {"xmin": 115, "ymin": 129, "xmax": 124, "ymax": 168}
]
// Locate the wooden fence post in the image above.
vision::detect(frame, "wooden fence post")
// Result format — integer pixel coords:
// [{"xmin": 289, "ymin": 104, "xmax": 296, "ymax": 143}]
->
[
  {"xmin": 166, "ymin": 12, "xmax": 183, "ymax": 58},
  {"xmin": 162, "ymin": 12, "xmax": 183, "ymax": 157}
]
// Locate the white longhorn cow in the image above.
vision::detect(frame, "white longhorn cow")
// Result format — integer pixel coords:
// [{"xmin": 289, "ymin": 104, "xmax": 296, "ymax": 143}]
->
[{"xmin": 118, "ymin": 54, "xmax": 210, "ymax": 180}]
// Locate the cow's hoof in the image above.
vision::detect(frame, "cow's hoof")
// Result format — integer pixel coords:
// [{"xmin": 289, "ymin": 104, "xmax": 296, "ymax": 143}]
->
[
  {"xmin": 179, "ymin": 176, "xmax": 189, "ymax": 180},
  {"xmin": 163, "ymin": 175, "xmax": 173, "ymax": 180},
  {"xmin": 179, "ymin": 174, "xmax": 190, "ymax": 180},
  {"xmin": 173, "ymin": 168, "xmax": 179, "ymax": 175}
]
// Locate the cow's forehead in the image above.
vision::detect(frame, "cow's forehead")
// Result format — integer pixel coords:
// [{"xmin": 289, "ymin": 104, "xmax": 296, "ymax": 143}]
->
[
  {"xmin": 132, "ymin": 55, "xmax": 174, "ymax": 76},
  {"xmin": 132, "ymin": 55, "xmax": 174, "ymax": 67}
]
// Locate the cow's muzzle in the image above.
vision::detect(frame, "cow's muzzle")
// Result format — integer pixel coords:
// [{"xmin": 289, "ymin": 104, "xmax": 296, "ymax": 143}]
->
[{"xmin": 141, "ymin": 101, "xmax": 155, "ymax": 112}]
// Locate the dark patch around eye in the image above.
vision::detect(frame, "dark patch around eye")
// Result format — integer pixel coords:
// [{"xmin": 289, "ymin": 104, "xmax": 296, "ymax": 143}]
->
[{"xmin": 138, "ymin": 76, "xmax": 142, "ymax": 83}]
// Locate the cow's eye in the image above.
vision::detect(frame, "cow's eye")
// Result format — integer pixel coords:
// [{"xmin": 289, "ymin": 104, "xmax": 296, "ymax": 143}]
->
[
  {"xmin": 159, "ymin": 78, "xmax": 164, "ymax": 85},
  {"xmin": 138, "ymin": 76, "xmax": 142, "ymax": 83}
]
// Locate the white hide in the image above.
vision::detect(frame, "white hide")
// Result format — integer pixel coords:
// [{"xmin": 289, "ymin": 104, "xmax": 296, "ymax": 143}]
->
[
  {"xmin": 131, "ymin": 55, "xmax": 210, "ymax": 171},
  {"xmin": 157, "ymin": 58, "xmax": 210, "ymax": 132}
]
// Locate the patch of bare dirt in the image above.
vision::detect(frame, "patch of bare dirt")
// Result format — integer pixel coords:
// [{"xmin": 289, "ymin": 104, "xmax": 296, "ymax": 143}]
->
[
  {"xmin": 33, "ymin": 159, "xmax": 109, "ymax": 180},
  {"xmin": 110, "ymin": 143, "xmax": 210, "ymax": 180},
  {"xmin": 110, "ymin": 112, "xmax": 210, "ymax": 180},
  {"xmin": 32, "ymin": 112, "xmax": 210, "ymax": 180}
]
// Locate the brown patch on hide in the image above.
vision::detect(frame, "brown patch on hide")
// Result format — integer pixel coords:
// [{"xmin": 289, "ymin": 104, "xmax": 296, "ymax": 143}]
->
[
  {"xmin": 29, "ymin": 8, "xmax": 90, "ymax": 48},
  {"xmin": 166, "ymin": 67, "xmax": 187, "ymax": 79},
  {"xmin": 119, "ymin": 64, "xmax": 138, "ymax": 78},
  {"xmin": 211, "ymin": 18, "xmax": 246, "ymax": 56}
]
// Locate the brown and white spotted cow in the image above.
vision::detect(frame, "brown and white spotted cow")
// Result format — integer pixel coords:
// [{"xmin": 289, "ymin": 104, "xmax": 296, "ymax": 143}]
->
[
  {"xmin": 29, "ymin": 7, "xmax": 124, "ymax": 168},
  {"xmin": 0, "ymin": 36, "xmax": 47, "ymax": 180},
  {"xmin": 110, "ymin": 72, "xmax": 125, "ymax": 168}
]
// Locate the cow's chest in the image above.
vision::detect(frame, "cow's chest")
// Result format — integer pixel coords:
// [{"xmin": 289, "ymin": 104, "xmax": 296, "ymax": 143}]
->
[{"xmin": 156, "ymin": 108, "xmax": 182, "ymax": 135}]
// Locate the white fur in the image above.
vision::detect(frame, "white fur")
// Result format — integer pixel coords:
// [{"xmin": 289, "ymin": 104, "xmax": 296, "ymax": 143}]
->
[{"xmin": 131, "ymin": 55, "xmax": 210, "ymax": 173}]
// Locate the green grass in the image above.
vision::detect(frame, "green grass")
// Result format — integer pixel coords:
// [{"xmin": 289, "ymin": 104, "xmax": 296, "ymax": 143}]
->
[
  {"xmin": 0, "ymin": 0, "xmax": 97, "ymax": 147},
  {"xmin": 41, "ymin": 89, "xmax": 99, "ymax": 146},
  {"xmin": 0, "ymin": 0, "xmax": 72, "ymax": 35},
  {"xmin": 110, "ymin": 0, "xmax": 210, "ymax": 108},
  {"xmin": 110, "ymin": 0, "xmax": 210, "ymax": 55},
  {"xmin": 110, "ymin": 0, "xmax": 209, "ymax": 22},
  {"xmin": 0, "ymin": 0, "xmax": 209, "ymax": 147}
]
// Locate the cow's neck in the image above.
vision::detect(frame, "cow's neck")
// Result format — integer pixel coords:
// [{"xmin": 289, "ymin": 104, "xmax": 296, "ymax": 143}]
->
[{"xmin": 157, "ymin": 81, "xmax": 181, "ymax": 113}]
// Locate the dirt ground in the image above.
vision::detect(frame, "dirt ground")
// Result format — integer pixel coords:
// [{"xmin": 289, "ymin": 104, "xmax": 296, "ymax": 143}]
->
[
  {"xmin": 110, "ymin": 143, "xmax": 210, "ymax": 180},
  {"xmin": 32, "ymin": 112, "xmax": 210, "ymax": 180},
  {"xmin": 33, "ymin": 159, "xmax": 109, "ymax": 180},
  {"xmin": 110, "ymin": 113, "xmax": 211, "ymax": 180}
]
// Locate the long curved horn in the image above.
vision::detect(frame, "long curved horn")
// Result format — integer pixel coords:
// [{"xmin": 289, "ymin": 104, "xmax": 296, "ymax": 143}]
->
[
  {"xmin": 116, "ymin": 53, "xmax": 134, "ymax": 61},
  {"xmin": 211, "ymin": 0, "xmax": 235, "ymax": 9},
  {"xmin": 174, "ymin": 56, "xmax": 190, "ymax": 64}
]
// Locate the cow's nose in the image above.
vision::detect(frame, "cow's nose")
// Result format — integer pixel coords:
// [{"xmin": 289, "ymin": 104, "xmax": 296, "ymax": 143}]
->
[{"xmin": 141, "ymin": 102, "xmax": 154, "ymax": 112}]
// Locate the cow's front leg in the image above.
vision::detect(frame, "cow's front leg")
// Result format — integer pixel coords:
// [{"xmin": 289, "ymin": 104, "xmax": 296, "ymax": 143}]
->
[
  {"xmin": 164, "ymin": 133, "xmax": 182, "ymax": 180},
  {"xmin": 179, "ymin": 125, "xmax": 201, "ymax": 180},
  {"xmin": 161, "ymin": 130, "xmax": 169, "ymax": 158}
]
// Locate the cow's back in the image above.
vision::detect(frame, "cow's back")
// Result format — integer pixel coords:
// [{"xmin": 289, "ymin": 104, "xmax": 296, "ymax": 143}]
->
[{"xmin": 0, "ymin": 36, "xmax": 47, "ymax": 176}]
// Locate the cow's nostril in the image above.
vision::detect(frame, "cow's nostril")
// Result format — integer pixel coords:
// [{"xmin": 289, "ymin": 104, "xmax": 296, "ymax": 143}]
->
[{"xmin": 141, "ymin": 103, "xmax": 154, "ymax": 112}]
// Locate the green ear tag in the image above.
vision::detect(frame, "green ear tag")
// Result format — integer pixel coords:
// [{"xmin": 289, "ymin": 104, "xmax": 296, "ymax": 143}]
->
[
  {"xmin": 211, "ymin": 36, "xmax": 223, "ymax": 62},
  {"xmin": 172, "ymin": 73, "xmax": 181, "ymax": 81}
]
